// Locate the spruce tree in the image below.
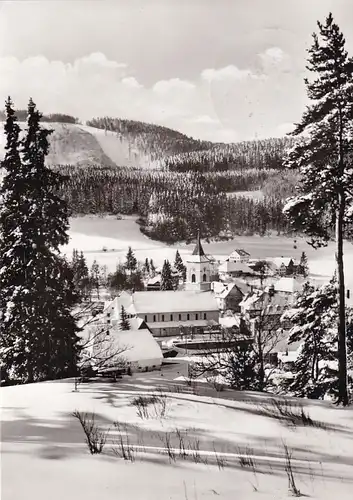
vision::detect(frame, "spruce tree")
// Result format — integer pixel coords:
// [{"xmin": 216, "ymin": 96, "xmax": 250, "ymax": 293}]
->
[
  {"xmin": 174, "ymin": 250, "xmax": 186, "ymax": 281},
  {"xmin": 125, "ymin": 246, "xmax": 137, "ymax": 274},
  {"xmin": 283, "ymin": 279, "xmax": 338, "ymax": 399},
  {"xmin": 0, "ymin": 98, "xmax": 81, "ymax": 384},
  {"xmin": 120, "ymin": 305, "xmax": 130, "ymax": 330},
  {"xmin": 108, "ymin": 264, "xmax": 127, "ymax": 293},
  {"xmin": 143, "ymin": 257, "xmax": 150, "ymax": 276},
  {"xmin": 71, "ymin": 249, "xmax": 90, "ymax": 300},
  {"xmin": 90, "ymin": 259, "xmax": 101, "ymax": 299},
  {"xmin": 160, "ymin": 260, "xmax": 174, "ymax": 291},
  {"xmin": 149, "ymin": 259, "xmax": 156, "ymax": 276},
  {"xmin": 283, "ymin": 13, "xmax": 353, "ymax": 405},
  {"xmin": 298, "ymin": 251, "xmax": 309, "ymax": 278}
]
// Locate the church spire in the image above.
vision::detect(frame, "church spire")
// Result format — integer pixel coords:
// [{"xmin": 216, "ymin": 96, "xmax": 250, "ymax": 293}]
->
[{"xmin": 192, "ymin": 230, "xmax": 206, "ymax": 256}]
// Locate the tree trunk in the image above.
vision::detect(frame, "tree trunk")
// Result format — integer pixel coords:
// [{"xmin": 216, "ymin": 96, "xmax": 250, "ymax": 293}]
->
[
  {"xmin": 335, "ymin": 193, "xmax": 349, "ymax": 405},
  {"xmin": 257, "ymin": 332, "xmax": 265, "ymax": 391}
]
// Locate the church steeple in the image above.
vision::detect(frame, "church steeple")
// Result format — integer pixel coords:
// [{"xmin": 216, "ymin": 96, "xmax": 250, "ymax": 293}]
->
[
  {"xmin": 184, "ymin": 230, "xmax": 217, "ymax": 291},
  {"xmin": 192, "ymin": 230, "xmax": 206, "ymax": 257}
]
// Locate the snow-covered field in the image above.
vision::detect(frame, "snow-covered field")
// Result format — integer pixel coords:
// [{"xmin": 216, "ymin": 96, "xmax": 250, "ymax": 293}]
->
[
  {"xmin": 2, "ymin": 370, "xmax": 353, "ymax": 499},
  {"xmin": 65, "ymin": 214, "xmax": 353, "ymax": 305}
]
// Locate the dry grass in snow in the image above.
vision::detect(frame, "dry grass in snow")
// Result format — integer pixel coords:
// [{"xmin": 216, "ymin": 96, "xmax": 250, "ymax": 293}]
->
[{"xmin": 2, "ymin": 374, "xmax": 353, "ymax": 499}]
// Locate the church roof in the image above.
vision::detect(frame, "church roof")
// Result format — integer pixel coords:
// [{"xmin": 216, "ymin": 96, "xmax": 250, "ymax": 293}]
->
[
  {"xmin": 187, "ymin": 232, "xmax": 214, "ymax": 264},
  {"xmin": 192, "ymin": 232, "xmax": 206, "ymax": 256},
  {"xmin": 126, "ymin": 290, "xmax": 219, "ymax": 314}
]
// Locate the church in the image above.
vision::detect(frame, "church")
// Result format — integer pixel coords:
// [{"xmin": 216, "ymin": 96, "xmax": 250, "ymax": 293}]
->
[{"xmin": 103, "ymin": 234, "xmax": 219, "ymax": 337}]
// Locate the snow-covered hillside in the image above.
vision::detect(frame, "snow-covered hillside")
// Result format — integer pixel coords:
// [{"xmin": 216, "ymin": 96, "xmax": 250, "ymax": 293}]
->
[
  {"xmin": 2, "ymin": 370, "xmax": 353, "ymax": 500},
  {"xmin": 0, "ymin": 122, "xmax": 162, "ymax": 169}
]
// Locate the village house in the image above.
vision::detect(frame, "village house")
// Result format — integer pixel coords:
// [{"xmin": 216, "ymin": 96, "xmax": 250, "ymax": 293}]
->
[
  {"xmin": 216, "ymin": 279, "xmax": 252, "ymax": 313},
  {"xmin": 93, "ymin": 324, "xmax": 163, "ymax": 374},
  {"xmin": 240, "ymin": 288, "xmax": 291, "ymax": 320},
  {"xmin": 268, "ymin": 257, "xmax": 297, "ymax": 276},
  {"xmin": 218, "ymin": 259, "xmax": 256, "ymax": 279},
  {"xmin": 228, "ymin": 248, "xmax": 251, "ymax": 263}
]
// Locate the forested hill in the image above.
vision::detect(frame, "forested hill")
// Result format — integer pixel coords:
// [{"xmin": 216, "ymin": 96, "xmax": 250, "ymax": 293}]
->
[
  {"xmin": 0, "ymin": 110, "xmax": 295, "ymax": 171},
  {"xmin": 86, "ymin": 116, "xmax": 212, "ymax": 161},
  {"xmin": 86, "ymin": 116, "xmax": 295, "ymax": 171}
]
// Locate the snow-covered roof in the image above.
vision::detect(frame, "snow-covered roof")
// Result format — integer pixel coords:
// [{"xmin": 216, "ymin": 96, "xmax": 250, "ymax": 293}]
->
[
  {"xmin": 125, "ymin": 290, "xmax": 219, "ymax": 314},
  {"xmin": 274, "ymin": 277, "xmax": 305, "ymax": 293},
  {"xmin": 105, "ymin": 327, "xmax": 163, "ymax": 363},
  {"xmin": 211, "ymin": 281, "xmax": 227, "ymax": 295},
  {"xmin": 217, "ymin": 279, "xmax": 252, "ymax": 298},
  {"xmin": 219, "ymin": 260, "xmax": 255, "ymax": 275},
  {"xmin": 268, "ymin": 257, "xmax": 294, "ymax": 268},
  {"xmin": 219, "ymin": 315, "xmax": 241, "ymax": 328},
  {"xmin": 147, "ymin": 276, "xmax": 161, "ymax": 285},
  {"xmin": 240, "ymin": 290, "xmax": 290, "ymax": 312},
  {"xmin": 128, "ymin": 317, "xmax": 149, "ymax": 331}
]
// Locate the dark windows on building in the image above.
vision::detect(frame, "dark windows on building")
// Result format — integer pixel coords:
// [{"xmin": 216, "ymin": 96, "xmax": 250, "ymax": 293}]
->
[{"xmin": 191, "ymin": 274, "xmax": 196, "ymax": 283}]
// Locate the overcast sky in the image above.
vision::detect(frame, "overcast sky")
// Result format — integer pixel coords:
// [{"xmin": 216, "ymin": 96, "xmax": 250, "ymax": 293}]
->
[{"xmin": 1, "ymin": 0, "xmax": 353, "ymax": 142}]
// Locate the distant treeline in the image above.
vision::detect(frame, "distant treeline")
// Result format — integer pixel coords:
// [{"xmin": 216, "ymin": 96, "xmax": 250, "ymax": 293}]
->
[
  {"xmin": 55, "ymin": 165, "xmax": 289, "ymax": 242},
  {"xmin": 0, "ymin": 110, "xmax": 79, "ymax": 124},
  {"xmin": 163, "ymin": 137, "xmax": 296, "ymax": 172}
]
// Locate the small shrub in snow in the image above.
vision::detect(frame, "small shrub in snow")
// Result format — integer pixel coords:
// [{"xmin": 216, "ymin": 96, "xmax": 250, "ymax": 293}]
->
[
  {"xmin": 283, "ymin": 444, "xmax": 302, "ymax": 497},
  {"xmin": 112, "ymin": 421, "xmax": 135, "ymax": 462},
  {"xmin": 236, "ymin": 446, "xmax": 257, "ymax": 470},
  {"xmin": 258, "ymin": 398, "xmax": 324, "ymax": 428},
  {"xmin": 131, "ymin": 392, "xmax": 169, "ymax": 419},
  {"xmin": 72, "ymin": 410, "xmax": 109, "ymax": 454},
  {"xmin": 212, "ymin": 443, "xmax": 227, "ymax": 470}
]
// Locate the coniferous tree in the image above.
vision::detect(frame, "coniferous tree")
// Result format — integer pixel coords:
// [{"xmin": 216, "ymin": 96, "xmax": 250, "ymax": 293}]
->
[
  {"xmin": 298, "ymin": 251, "xmax": 309, "ymax": 278},
  {"xmin": 108, "ymin": 264, "xmax": 127, "ymax": 293},
  {"xmin": 149, "ymin": 259, "xmax": 156, "ymax": 277},
  {"xmin": 283, "ymin": 13, "xmax": 353, "ymax": 405},
  {"xmin": 90, "ymin": 260, "xmax": 101, "ymax": 299},
  {"xmin": 174, "ymin": 250, "xmax": 187, "ymax": 282},
  {"xmin": 0, "ymin": 98, "xmax": 81, "ymax": 384},
  {"xmin": 143, "ymin": 257, "xmax": 150, "ymax": 276},
  {"xmin": 282, "ymin": 279, "xmax": 338, "ymax": 399},
  {"xmin": 125, "ymin": 246, "xmax": 137, "ymax": 274},
  {"xmin": 128, "ymin": 269, "xmax": 145, "ymax": 291},
  {"xmin": 71, "ymin": 249, "xmax": 91, "ymax": 300},
  {"xmin": 120, "ymin": 305, "xmax": 130, "ymax": 330},
  {"xmin": 226, "ymin": 341, "xmax": 257, "ymax": 390},
  {"xmin": 160, "ymin": 260, "xmax": 174, "ymax": 290}
]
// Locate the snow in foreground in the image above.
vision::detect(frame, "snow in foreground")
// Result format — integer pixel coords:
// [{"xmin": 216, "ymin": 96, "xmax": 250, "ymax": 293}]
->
[{"xmin": 1, "ymin": 375, "xmax": 353, "ymax": 499}]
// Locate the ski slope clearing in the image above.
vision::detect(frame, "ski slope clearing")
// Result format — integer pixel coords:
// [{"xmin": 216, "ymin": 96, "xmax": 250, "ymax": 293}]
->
[
  {"xmin": 79, "ymin": 125, "xmax": 160, "ymax": 169},
  {"xmin": 0, "ymin": 122, "xmax": 116, "ymax": 167},
  {"xmin": 2, "ymin": 371, "xmax": 353, "ymax": 500},
  {"xmin": 0, "ymin": 122, "xmax": 160, "ymax": 168}
]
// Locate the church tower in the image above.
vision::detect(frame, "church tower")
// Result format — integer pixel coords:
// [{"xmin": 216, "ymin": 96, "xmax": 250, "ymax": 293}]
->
[{"xmin": 185, "ymin": 232, "xmax": 215, "ymax": 291}]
